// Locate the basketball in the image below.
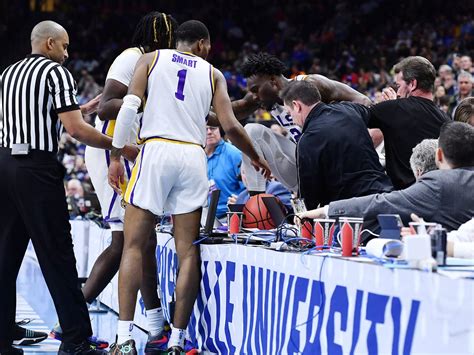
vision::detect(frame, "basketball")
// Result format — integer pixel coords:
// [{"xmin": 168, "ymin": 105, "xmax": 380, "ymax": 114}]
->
[{"xmin": 243, "ymin": 193, "xmax": 284, "ymax": 230}]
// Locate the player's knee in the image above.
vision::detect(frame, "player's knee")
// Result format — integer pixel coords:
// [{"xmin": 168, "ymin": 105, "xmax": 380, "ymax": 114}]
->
[
  {"xmin": 244, "ymin": 123, "xmax": 265, "ymax": 139},
  {"xmin": 176, "ymin": 244, "xmax": 200, "ymax": 262},
  {"xmin": 123, "ymin": 232, "xmax": 147, "ymax": 251}
]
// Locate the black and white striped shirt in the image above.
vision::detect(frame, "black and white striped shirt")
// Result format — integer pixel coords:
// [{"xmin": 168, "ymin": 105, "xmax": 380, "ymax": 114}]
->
[{"xmin": 0, "ymin": 54, "xmax": 79, "ymax": 153}]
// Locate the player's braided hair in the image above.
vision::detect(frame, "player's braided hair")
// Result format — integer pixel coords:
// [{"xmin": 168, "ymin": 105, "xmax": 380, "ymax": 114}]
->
[
  {"xmin": 131, "ymin": 11, "xmax": 178, "ymax": 52},
  {"xmin": 240, "ymin": 52, "xmax": 287, "ymax": 78}
]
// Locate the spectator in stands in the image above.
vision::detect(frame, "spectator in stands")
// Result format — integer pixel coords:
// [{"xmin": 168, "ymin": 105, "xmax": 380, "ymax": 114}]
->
[
  {"xmin": 438, "ymin": 95, "xmax": 451, "ymax": 113},
  {"xmin": 438, "ymin": 64, "xmax": 453, "ymax": 82},
  {"xmin": 66, "ymin": 179, "xmax": 85, "ymax": 198},
  {"xmin": 454, "ymin": 97, "xmax": 474, "ymax": 125},
  {"xmin": 409, "ymin": 139, "xmax": 438, "ymax": 180},
  {"xmin": 205, "ymin": 126, "xmax": 245, "ymax": 219},
  {"xmin": 298, "ymin": 122, "xmax": 474, "ymax": 232},
  {"xmin": 448, "ymin": 71, "xmax": 473, "ymax": 118},
  {"xmin": 443, "ymin": 71, "xmax": 456, "ymax": 96},
  {"xmin": 451, "ymin": 54, "xmax": 462, "ymax": 73},
  {"xmin": 460, "ymin": 55, "xmax": 474, "ymax": 75},
  {"xmin": 434, "ymin": 85, "xmax": 446, "ymax": 105},
  {"xmin": 73, "ymin": 156, "xmax": 89, "ymax": 181}
]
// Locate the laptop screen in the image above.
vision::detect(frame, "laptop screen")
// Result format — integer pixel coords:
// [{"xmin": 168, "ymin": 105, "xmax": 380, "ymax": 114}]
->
[
  {"xmin": 261, "ymin": 196, "xmax": 286, "ymax": 228},
  {"xmin": 203, "ymin": 189, "xmax": 221, "ymax": 235}
]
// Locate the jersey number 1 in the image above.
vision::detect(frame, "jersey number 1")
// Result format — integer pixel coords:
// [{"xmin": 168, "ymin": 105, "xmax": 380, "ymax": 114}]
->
[{"xmin": 175, "ymin": 69, "xmax": 187, "ymax": 101}]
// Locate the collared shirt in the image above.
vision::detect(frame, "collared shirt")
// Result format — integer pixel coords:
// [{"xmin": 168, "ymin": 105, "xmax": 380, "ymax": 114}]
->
[{"xmin": 207, "ymin": 139, "xmax": 245, "ymax": 218}]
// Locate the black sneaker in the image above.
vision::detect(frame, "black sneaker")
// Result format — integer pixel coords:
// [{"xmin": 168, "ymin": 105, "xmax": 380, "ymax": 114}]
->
[
  {"xmin": 167, "ymin": 346, "xmax": 185, "ymax": 355},
  {"xmin": 58, "ymin": 340, "xmax": 107, "ymax": 355},
  {"xmin": 108, "ymin": 339, "xmax": 137, "ymax": 355},
  {"xmin": 0, "ymin": 346, "xmax": 23, "ymax": 355},
  {"xmin": 50, "ymin": 322, "xmax": 109, "ymax": 349},
  {"xmin": 12, "ymin": 321, "xmax": 48, "ymax": 346}
]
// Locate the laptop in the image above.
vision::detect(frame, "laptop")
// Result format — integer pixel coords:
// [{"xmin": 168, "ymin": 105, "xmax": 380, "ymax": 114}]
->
[
  {"xmin": 200, "ymin": 189, "xmax": 229, "ymax": 243},
  {"xmin": 261, "ymin": 196, "xmax": 287, "ymax": 228},
  {"xmin": 377, "ymin": 214, "xmax": 403, "ymax": 239}
]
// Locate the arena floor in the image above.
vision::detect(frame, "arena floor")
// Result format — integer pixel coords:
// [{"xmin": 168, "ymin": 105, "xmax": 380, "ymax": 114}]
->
[{"xmin": 16, "ymin": 247, "xmax": 147, "ymax": 354}]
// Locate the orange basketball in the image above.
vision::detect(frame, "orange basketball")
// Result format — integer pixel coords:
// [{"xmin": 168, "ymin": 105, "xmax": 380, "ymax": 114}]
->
[{"xmin": 242, "ymin": 193, "xmax": 284, "ymax": 230}]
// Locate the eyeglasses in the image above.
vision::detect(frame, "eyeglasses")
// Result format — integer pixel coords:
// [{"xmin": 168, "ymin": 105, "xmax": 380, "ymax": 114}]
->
[{"xmin": 206, "ymin": 126, "xmax": 219, "ymax": 131}]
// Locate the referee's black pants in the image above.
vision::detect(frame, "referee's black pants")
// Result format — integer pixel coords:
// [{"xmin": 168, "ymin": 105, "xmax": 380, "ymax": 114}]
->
[{"xmin": 0, "ymin": 148, "xmax": 92, "ymax": 348}]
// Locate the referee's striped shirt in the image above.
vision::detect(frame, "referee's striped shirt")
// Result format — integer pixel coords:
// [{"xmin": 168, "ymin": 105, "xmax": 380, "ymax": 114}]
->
[{"xmin": 0, "ymin": 54, "xmax": 79, "ymax": 153}]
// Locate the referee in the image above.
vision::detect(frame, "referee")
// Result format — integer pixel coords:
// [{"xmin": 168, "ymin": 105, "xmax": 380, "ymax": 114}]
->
[{"xmin": 0, "ymin": 21, "xmax": 135, "ymax": 354}]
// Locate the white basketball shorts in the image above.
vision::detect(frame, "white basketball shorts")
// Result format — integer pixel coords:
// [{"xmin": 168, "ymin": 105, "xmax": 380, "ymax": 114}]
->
[
  {"xmin": 84, "ymin": 146, "xmax": 133, "ymax": 231},
  {"xmin": 123, "ymin": 139, "xmax": 208, "ymax": 216}
]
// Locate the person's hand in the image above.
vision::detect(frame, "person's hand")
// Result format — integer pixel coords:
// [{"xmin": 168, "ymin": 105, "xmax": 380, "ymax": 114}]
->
[
  {"xmin": 401, "ymin": 213, "xmax": 424, "ymax": 238},
  {"xmin": 368, "ymin": 128, "xmax": 384, "ymax": 148},
  {"xmin": 381, "ymin": 87, "xmax": 397, "ymax": 101},
  {"xmin": 293, "ymin": 207, "xmax": 327, "ymax": 226},
  {"xmin": 122, "ymin": 144, "xmax": 140, "ymax": 162},
  {"xmin": 242, "ymin": 91, "xmax": 260, "ymax": 106},
  {"xmin": 400, "ymin": 227, "xmax": 412, "ymax": 238},
  {"xmin": 227, "ymin": 194, "xmax": 237, "ymax": 205},
  {"xmin": 410, "ymin": 213, "xmax": 423, "ymax": 223},
  {"xmin": 251, "ymin": 157, "xmax": 272, "ymax": 179},
  {"xmin": 447, "ymin": 240, "xmax": 454, "ymax": 257},
  {"xmin": 80, "ymin": 93, "xmax": 102, "ymax": 115},
  {"xmin": 108, "ymin": 159, "xmax": 125, "ymax": 194}
]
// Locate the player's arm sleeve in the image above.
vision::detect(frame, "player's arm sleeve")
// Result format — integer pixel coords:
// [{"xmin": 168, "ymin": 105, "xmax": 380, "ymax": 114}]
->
[
  {"xmin": 48, "ymin": 66, "xmax": 80, "ymax": 113},
  {"xmin": 112, "ymin": 95, "xmax": 141, "ymax": 148},
  {"xmin": 112, "ymin": 54, "xmax": 150, "ymax": 148}
]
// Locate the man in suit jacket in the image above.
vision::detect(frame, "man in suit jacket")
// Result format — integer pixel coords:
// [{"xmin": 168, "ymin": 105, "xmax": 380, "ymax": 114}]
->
[
  {"xmin": 280, "ymin": 80, "xmax": 393, "ymax": 210},
  {"xmin": 298, "ymin": 122, "xmax": 474, "ymax": 232}
]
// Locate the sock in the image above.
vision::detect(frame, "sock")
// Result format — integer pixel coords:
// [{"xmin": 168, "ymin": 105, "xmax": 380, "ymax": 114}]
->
[
  {"xmin": 53, "ymin": 322, "xmax": 63, "ymax": 334},
  {"xmin": 117, "ymin": 320, "xmax": 134, "ymax": 344},
  {"xmin": 168, "ymin": 325, "xmax": 186, "ymax": 349},
  {"xmin": 146, "ymin": 307, "xmax": 164, "ymax": 337}
]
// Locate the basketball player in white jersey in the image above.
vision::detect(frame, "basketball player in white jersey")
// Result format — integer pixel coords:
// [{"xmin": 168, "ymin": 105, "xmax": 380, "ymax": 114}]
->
[
  {"xmin": 107, "ymin": 20, "xmax": 270, "ymax": 355},
  {"xmin": 57, "ymin": 12, "xmax": 178, "ymax": 353},
  {"xmin": 216, "ymin": 52, "xmax": 374, "ymax": 195}
]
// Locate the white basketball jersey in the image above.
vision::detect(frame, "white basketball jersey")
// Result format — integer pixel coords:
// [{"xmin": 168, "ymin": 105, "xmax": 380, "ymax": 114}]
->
[
  {"xmin": 270, "ymin": 75, "xmax": 307, "ymax": 143},
  {"xmin": 95, "ymin": 47, "xmax": 142, "ymax": 142},
  {"xmin": 138, "ymin": 49, "xmax": 214, "ymax": 146}
]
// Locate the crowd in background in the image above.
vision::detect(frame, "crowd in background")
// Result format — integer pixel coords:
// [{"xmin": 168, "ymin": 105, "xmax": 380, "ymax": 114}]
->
[{"xmin": 1, "ymin": 0, "xmax": 473, "ymax": 216}]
